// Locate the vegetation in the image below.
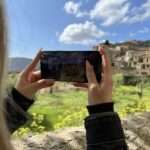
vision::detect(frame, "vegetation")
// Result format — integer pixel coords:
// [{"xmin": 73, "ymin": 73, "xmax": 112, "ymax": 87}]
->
[{"xmin": 8, "ymin": 73, "xmax": 150, "ymax": 137}]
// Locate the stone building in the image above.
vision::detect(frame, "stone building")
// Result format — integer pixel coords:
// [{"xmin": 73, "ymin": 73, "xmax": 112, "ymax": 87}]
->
[
  {"xmin": 123, "ymin": 50, "xmax": 150, "ymax": 76},
  {"xmin": 93, "ymin": 43, "xmax": 150, "ymax": 76},
  {"xmin": 93, "ymin": 43, "xmax": 123, "ymax": 72}
]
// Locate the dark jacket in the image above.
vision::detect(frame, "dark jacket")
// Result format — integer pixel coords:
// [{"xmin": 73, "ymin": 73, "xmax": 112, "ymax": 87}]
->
[
  {"xmin": 5, "ymin": 88, "xmax": 128, "ymax": 149},
  {"xmin": 5, "ymin": 88, "xmax": 34, "ymax": 133},
  {"xmin": 85, "ymin": 104, "xmax": 128, "ymax": 150}
]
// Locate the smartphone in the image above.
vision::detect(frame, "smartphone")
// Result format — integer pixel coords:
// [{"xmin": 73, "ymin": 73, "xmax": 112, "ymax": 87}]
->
[{"xmin": 40, "ymin": 51, "xmax": 102, "ymax": 83}]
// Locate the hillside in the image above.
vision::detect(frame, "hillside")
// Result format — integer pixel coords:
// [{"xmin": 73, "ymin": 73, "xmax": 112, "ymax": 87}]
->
[
  {"xmin": 9, "ymin": 57, "xmax": 32, "ymax": 72},
  {"xmin": 8, "ymin": 40, "xmax": 150, "ymax": 72},
  {"xmin": 115, "ymin": 40, "xmax": 150, "ymax": 48}
]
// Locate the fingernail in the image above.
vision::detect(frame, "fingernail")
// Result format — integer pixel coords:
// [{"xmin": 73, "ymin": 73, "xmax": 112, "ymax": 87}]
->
[
  {"xmin": 38, "ymin": 49, "xmax": 43, "ymax": 55},
  {"xmin": 86, "ymin": 60, "xmax": 90, "ymax": 66},
  {"xmin": 86, "ymin": 61, "xmax": 93, "ymax": 69},
  {"xmin": 39, "ymin": 48, "xmax": 43, "ymax": 51}
]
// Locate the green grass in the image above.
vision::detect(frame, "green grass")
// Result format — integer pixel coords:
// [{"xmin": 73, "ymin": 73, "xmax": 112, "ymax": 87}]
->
[
  {"xmin": 26, "ymin": 84, "xmax": 150, "ymax": 130},
  {"xmin": 28, "ymin": 90, "xmax": 88, "ymax": 130},
  {"xmin": 9, "ymin": 73, "xmax": 150, "ymax": 136}
]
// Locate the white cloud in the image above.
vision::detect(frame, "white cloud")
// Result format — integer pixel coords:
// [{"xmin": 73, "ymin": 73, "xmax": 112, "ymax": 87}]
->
[
  {"xmin": 64, "ymin": 1, "xmax": 88, "ymax": 18},
  {"xmin": 111, "ymin": 33, "xmax": 117, "ymax": 37},
  {"xmin": 138, "ymin": 27, "xmax": 150, "ymax": 33},
  {"xmin": 59, "ymin": 21, "xmax": 106, "ymax": 45},
  {"xmin": 129, "ymin": 32, "xmax": 136, "ymax": 37},
  {"xmin": 76, "ymin": 11, "xmax": 88, "ymax": 18},
  {"xmin": 142, "ymin": 0, "xmax": 150, "ymax": 20},
  {"xmin": 90, "ymin": 0, "xmax": 130, "ymax": 26},
  {"xmin": 64, "ymin": 1, "xmax": 81, "ymax": 15},
  {"xmin": 123, "ymin": 0, "xmax": 150, "ymax": 23},
  {"xmin": 129, "ymin": 27, "xmax": 150, "ymax": 37},
  {"xmin": 64, "ymin": 0, "xmax": 150, "ymax": 27},
  {"xmin": 90, "ymin": 0, "xmax": 150, "ymax": 25}
]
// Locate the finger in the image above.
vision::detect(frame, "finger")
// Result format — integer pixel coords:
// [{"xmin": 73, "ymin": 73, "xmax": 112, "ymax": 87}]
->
[
  {"xmin": 22, "ymin": 49, "xmax": 43, "ymax": 77},
  {"xmin": 30, "ymin": 79, "xmax": 55, "ymax": 91},
  {"xmin": 100, "ymin": 72, "xmax": 105, "ymax": 84},
  {"xmin": 28, "ymin": 70, "xmax": 41, "ymax": 82},
  {"xmin": 86, "ymin": 60, "xmax": 98, "ymax": 85},
  {"xmin": 99, "ymin": 47, "xmax": 112, "ymax": 84},
  {"xmin": 72, "ymin": 82, "xmax": 88, "ymax": 88},
  {"xmin": 100, "ymin": 47, "xmax": 112, "ymax": 74}
]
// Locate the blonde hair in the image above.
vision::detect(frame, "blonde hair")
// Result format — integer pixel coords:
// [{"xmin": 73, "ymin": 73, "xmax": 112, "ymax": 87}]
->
[{"xmin": 0, "ymin": 0, "xmax": 14, "ymax": 149}]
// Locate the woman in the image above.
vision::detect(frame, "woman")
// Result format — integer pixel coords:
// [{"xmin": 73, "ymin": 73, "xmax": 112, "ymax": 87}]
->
[
  {"xmin": 0, "ymin": 0, "xmax": 128, "ymax": 149},
  {"xmin": 0, "ymin": 1, "xmax": 54, "ymax": 149}
]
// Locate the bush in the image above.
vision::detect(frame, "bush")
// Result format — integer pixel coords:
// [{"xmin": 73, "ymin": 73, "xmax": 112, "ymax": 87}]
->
[
  {"xmin": 54, "ymin": 108, "xmax": 87, "ymax": 129},
  {"xmin": 123, "ymin": 76, "xmax": 140, "ymax": 85},
  {"xmin": 14, "ymin": 113, "xmax": 53, "ymax": 137},
  {"xmin": 113, "ymin": 74, "xmax": 124, "ymax": 86}
]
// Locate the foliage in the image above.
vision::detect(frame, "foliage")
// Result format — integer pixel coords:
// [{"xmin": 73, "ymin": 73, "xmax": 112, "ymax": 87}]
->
[
  {"xmin": 123, "ymin": 76, "xmax": 140, "ymax": 85},
  {"xmin": 13, "ymin": 113, "xmax": 53, "ymax": 137},
  {"xmin": 8, "ymin": 73, "xmax": 150, "ymax": 137},
  {"xmin": 7, "ymin": 73, "xmax": 18, "ymax": 87},
  {"xmin": 54, "ymin": 108, "xmax": 87, "ymax": 129}
]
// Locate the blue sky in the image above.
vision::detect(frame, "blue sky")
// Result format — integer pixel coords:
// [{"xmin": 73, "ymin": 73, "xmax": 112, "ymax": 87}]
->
[{"xmin": 5, "ymin": 0, "xmax": 150, "ymax": 58}]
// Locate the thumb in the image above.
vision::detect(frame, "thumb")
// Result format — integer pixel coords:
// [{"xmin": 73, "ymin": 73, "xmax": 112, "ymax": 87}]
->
[
  {"xmin": 86, "ymin": 60, "xmax": 97, "ymax": 85},
  {"xmin": 30, "ymin": 79, "xmax": 55, "ymax": 91}
]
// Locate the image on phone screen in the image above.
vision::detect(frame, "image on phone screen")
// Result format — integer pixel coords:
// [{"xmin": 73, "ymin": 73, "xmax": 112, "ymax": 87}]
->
[{"xmin": 40, "ymin": 51, "xmax": 102, "ymax": 83}]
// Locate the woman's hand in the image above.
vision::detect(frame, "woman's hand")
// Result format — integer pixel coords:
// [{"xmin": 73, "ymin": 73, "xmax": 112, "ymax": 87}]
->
[
  {"xmin": 73, "ymin": 47, "xmax": 113, "ymax": 105},
  {"xmin": 15, "ymin": 49, "xmax": 55, "ymax": 99}
]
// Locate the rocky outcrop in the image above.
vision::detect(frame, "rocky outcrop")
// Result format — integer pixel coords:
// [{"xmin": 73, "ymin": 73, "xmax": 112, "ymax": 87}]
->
[
  {"xmin": 124, "ymin": 112, "xmax": 150, "ymax": 150},
  {"xmin": 12, "ymin": 112, "xmax": 150, "ymax": 150},
  {"xmin": 12, "ymin": 127, "xmax": 86, "ymax": 150}
]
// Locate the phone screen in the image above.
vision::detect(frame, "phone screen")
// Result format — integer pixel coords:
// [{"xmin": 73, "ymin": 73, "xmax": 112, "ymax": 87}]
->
[{"xmin": 40, "ymin": 51, "xmax": 102, "ymax": 82}]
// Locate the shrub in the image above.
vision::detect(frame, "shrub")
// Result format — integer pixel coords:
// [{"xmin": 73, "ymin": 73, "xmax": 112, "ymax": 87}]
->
[
  {"xmin": 123, "ymin": 76, "xmax": 140, "ymax": 85},
  {"xmin": 14, "ymin": 113, "xmax": 53, "ymax": 136}
]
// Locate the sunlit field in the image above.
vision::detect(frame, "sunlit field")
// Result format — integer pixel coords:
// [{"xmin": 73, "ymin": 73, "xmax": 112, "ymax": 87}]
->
[{"xmin": 7, "ymin": 73, "xmax": 150, "ymax": 136}]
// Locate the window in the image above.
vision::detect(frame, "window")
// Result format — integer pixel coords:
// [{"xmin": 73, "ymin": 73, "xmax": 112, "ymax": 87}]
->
[
  {"xmin": 139, "ymin": 58, "xmax": 143, "ymax": 63},
  {"xmin": 142, "ymin": 64, "xmax": 145, "ymax": 69},
  {"xmin": 142, "ymin": 72, "xmax": 147, "ymax": 75},
  {"xmin": 112, "ymin": 63, "xmax": 115, "ymax": 67}
]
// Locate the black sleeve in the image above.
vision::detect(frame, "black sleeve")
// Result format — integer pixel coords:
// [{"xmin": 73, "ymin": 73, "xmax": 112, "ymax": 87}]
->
[
  {"xmin": 85, "ymin": 103, "xmax": 128, "ymax": 150},
  {"xmin": 11, "ymin": 88, "xmax": 34, "ymax": 111},
  {"xmin": 4, "ymin": 88, "xmax": 34, "ymax": 133}
]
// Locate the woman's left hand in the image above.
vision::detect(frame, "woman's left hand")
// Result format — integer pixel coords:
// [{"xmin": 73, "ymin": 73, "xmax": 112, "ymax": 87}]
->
[{"xmin": 15, "ymin": 49, "xmax": 55, "ymax": 99}]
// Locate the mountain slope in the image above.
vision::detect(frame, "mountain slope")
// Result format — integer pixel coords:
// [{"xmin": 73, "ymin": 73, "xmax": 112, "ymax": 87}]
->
[
  {"xmin": 9, "ymin": 57, "xmax": 32, "ymax": 72},
  {"xmin": 115, "ymin": 40, "xmax": 150, "ymax": 48}
]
